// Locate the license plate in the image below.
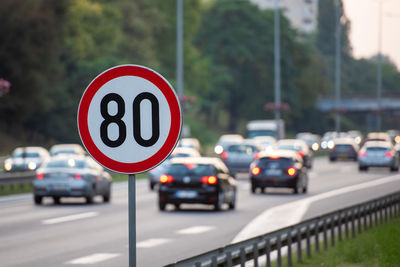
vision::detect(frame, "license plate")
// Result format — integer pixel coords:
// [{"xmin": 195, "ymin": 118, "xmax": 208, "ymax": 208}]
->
[
  {"xmin": 175, "ymin": 190, "xmax": 198, "ymax": 198},
  {"xmin": 51, "ymin": 184, "xmax": 67, "ymax": 191},
  {"xmin": 265, "ymin": 169, "xmax": 282, "ymax": 176}
]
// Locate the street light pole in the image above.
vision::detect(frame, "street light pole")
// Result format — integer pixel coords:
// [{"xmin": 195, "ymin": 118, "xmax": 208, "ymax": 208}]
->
[
  {"xmin": 335, "ymin": 0, "xmax": 342, "ymax": 133},
  {"xmin": 377, "ymin": 0, "xmax": 383, "ymax": 131},
  {"xmin": 274, "ymin": 0, "xmax": 281, "ymax": 139},
  {"xmin": 177, "ymin": 0, "xmax": 184, "ymax": 103}
]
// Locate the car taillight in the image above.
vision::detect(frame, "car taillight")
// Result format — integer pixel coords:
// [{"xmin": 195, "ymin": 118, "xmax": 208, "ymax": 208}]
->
[
  {"xmin": 221, "ymin": 152, "xmax": 228, "ymax": 160},
  {"xmin": 75, "ymin": 174, "xmax": 82, "ymax": 180},
  {"xmin": 287, "ymin": 167, "xmax": 296, "ymax": 176},
  {"xmin": 254, "ymin": 152, "xmax": 260, "ymax": 159},
  {"xmin": 297, "ymin": 151, "xmax": 304, "ymax": 157},
  {"xmin": 251, "ymin": 167, "xmax": 261, "ymax": 176},
  {"xmin": 159, "ymin": 175, "xmax": 174, "ymax": 183},
  {"xmin": 358, "ymin": 151, "xmax": 366, "ymax": 157},
  {"xmin": 385, "ymin": 151, "xmax": 394, "ymax": 158},
  {"xmin": 36, "ymin": 173, "xmax": 44, "ymax": 180},
  {"xmin": 201, "ymin": 176, "xmax": 217, "ymax": 184}
]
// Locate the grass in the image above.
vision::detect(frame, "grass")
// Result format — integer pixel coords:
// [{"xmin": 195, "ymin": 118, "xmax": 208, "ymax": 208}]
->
[
  {"xmin": 285, "ymin": 217, "xmax": 400, "ymax": 267},
  {"xmin": 0, "ymin": 172, "xmax": 149, "ymax": 196}
]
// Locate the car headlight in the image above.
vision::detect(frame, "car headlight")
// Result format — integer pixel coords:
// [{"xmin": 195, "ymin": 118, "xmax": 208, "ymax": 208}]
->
[
  {"xmin": 4, "ymin": 161, "xmax": 12, "ymax": 171},
  {"xmin": 395, "ymin": 136, "xmax": 400, "ymax": 144},
  {"xmin": 28, "ymin": 162, "xmax": 37, "ymax": 170},
  {"xmin": 312, "ymin": 143, "xmax": 319, "ymax": 151},
  {"xmin": 214, "ymin": 145, "xmax": 223, "ymax": 154},
  {"xmin": 328, "ymin": 140, "xmax": 335, "ymax": 149}
]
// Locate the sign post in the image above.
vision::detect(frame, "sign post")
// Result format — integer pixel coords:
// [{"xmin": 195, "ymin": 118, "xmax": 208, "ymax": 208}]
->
[{"xmin": 77, "ymin": 65, "xmax": 182, "ymax": 267}]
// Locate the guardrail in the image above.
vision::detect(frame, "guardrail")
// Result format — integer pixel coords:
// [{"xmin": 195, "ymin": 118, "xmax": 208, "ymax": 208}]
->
[
  {"xmin": 165, "ymin": 192, "xmax": 400, "ymax": 267},
  {"xmin": 0, "ymin": 172, "xmax": 35, "ymax": 192}
]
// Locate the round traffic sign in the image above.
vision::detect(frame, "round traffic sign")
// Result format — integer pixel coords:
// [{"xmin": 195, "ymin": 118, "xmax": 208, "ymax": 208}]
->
[{"xmin": 77, "ymin": 65, "xmax": 182, "ymax": 174}]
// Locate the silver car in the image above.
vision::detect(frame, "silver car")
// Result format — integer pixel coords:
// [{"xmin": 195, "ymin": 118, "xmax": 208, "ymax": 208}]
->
[
  {"xmin": 221, "ymin": 141, "xmax": 263, "ymax": 177},
  {"xmin": 4, "ymin": 146, "xmax": 50, "ymax": 172},
  {"xmin": 358, "ymin": 141, "xmax": 399, "ymax": 171},
  {"xmin": 33, "ymin": 155, "xmax": 112, "ymax": 204}
]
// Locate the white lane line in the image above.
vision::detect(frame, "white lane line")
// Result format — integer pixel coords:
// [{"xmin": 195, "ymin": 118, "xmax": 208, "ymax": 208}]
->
[
  {"xmin": 233, "ymin": 174, "xmax": 400, "ymax": 243},
  {"xmin": 137, "ymin": 238, "xmax": 171, "ymax": 248},
  {"xmin": 176, "ymin": 226, "xmax": 216, "ymax": 235},
  {"xmin": 66, "ymin": 253, "xmax": 120, "ymax": 265},
  {"xmin": 42, "ymin": 212, "xmax": 99, "ymax": 225}
]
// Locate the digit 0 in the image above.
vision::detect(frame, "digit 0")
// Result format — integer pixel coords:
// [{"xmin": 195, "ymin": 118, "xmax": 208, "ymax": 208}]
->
[{"xmin": 100, "ymin": 93, "xmax": 160, "ymax": 148}]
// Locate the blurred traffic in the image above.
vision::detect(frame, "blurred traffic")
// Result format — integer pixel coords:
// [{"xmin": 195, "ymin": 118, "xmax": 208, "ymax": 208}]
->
[{"xmin": 3, "ymin": 125, "xmax": 400, "ymax": 211}]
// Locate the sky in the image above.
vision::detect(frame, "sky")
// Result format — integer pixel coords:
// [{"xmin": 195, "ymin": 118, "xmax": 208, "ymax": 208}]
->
[{"xmin": 343, "ymin": 0, "xmax": 400, "ymax": 69}]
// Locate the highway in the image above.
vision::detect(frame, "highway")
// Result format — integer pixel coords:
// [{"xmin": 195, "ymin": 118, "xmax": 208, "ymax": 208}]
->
[{"xmin": 1, "ymin": 157, "xmax": 400, "ymax": 267}]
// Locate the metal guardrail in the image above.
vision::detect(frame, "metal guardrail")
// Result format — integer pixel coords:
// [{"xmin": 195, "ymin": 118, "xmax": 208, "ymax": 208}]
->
[
  {"xmin": 165, "ymin": 192, "xmax": 400, "ymax": 267},
  {"xmin": 0, "ymin": 171, "xmax": 35, "ymax": 192}
]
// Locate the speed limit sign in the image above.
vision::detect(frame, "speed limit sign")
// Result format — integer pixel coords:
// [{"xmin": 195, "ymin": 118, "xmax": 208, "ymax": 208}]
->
[{"xmin": 77, "ymin": 65, "xmax": 182, "ymax": 174}]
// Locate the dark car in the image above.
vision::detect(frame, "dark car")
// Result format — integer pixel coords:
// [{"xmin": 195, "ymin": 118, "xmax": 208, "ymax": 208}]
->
[
  {"xmin": 158, "ymin": 157, "xmax": 237, "ymax": 211},
  {"xmin": 329, "ymin": 138, "xmax": 359, "ymax": 161},
  {"xmin": 249, "ymin": 150, "xmax": 308, "ymax": 194},
  {"xmin": 33, "ymin": 155, "xmax": 112, "ymax": 204},
  {"xmin": 221, "ymin": 141, "xmax": 264, "ymax": 177},
  {"xmin": 275, "ymin": 139, "xmax": 313, "ymax": 169}
]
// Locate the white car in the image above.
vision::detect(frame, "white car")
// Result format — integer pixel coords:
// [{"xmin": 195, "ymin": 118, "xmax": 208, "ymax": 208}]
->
[
  {"xmin": 4, "ymin": 146, "xmax": 50, "ymax": 172},
  {"xmin": 49, "ymin": 144, "xmax": 86, "ymax": 156}
]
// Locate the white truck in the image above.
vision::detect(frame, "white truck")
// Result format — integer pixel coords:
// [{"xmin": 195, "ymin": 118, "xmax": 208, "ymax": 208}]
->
[{"xmin": 246, "ymin": 120, "xmax": 285, "ymax": 140}]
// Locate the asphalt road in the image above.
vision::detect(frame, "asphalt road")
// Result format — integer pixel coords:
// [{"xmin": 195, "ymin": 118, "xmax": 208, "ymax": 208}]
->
[{"xmin": 0, "ymin": 157, "xmax": 399, "ymax": 267}]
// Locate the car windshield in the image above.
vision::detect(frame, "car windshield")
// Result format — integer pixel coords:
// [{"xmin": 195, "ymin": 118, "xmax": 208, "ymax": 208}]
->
[
  {"xmin": 13, "ymin": 152, "xmax": 40, "ymax": 158},
  {"xmin": 167, "ymin": 163, "xmax": 213, "ymax": 176},
  {"xmin": 335, "ymin": 144, "xmax": 352, "ymax": 151},
  {"xmin": 227, "ymin": 145, "xmax": 257, "ymax": 154},
  {"xmin": 51, "ymin": 150, "xmax": 76, "ymax": 155},
  {"xmin": 248, "ymin": 130, "xmax": 276, "ymax": 139},
  {"xmin": 44, "ymin": 158, "xmax": 86, "ymax": 169},
  {"xmin": 366, "ymin": 147, "xmax": 389, "ymax": 152}
]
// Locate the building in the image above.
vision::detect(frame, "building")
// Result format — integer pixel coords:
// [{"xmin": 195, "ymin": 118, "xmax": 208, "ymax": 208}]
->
[{"xmin": 250, "ymin": 0, "xmax": 318, "ymax": 34}]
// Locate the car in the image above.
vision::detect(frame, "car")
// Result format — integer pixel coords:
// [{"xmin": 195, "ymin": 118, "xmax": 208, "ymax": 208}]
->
[
  {"xmin": 33, "ymin": 154, "xmax": 112, "ymax": 204},
  {"xmin": 221, "ymin": 140, "xmax": 264, "ymax": 177},
  {"xmin": 158, "ymin": 157, "xmax": 236, "ymax": 211},
  {"xmin": 253, "ymin": 136, "xmax": 276, "ymax": 152},
  {"xmin": 364, "ymin": 132, "xmax": 392, "ymax": 145},
  {"xmin": 148, "ymin": 147, "xmax": 201, "ymax": 190},
  {"xmin": 387, "ymin": 129, "xmax": 400, "ymax": 144},
  {"xmin": 296, "ymin": 132, "xmax": 321, "ymax": 152},
  {"xmin": 358, "ymin": 141, "xmax": 399, "ymax": 172},
  {"xmin": 329, "ymin": 138, "xmax": 359, "ymax": 161},
  {"xmin": 176, "ymin": 138, "xmax": 201, "ymax": 153},
  {"xmin": 3, "ymin": 146, "xmax": 50, "ymax": 172},
  {"xmin": 275, "ymin": 139, "xmax": 313, "ymax": 169},
  {"xmin": 214, "ymin": 134, "xmax": 244, "ymax": 155},
  {"xmin": 249, "ymin": 150, "xmax": 308, "ymax": 194},
  {"xmin": 348, "ymin": 130, "xmax": 363, "ymax": 145},
  {"xmin": 49, "ymin": 144, "xmax": 86, "ymax": 156}
]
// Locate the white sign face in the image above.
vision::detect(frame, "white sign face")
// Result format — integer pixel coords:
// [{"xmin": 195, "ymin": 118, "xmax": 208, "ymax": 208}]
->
[{"xmin": 78, "ymin": 65, "xmax": 182, "ymax": 174}]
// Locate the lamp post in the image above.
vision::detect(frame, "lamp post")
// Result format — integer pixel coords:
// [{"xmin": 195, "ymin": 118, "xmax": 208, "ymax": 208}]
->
[
  {"xmin": 377, "ymin": 0, "xmax": 383, "ymax": 131},
  {"xmin": 274, "ymin": 0, "xmax": 281, "ymax": 139},
  {"xmin": 177, "ymin": 0, "xmax": 184, "ymax": 104},
  {"xmin": 335, "ymin": 0, "xmax": 342, "ymax": 133}
]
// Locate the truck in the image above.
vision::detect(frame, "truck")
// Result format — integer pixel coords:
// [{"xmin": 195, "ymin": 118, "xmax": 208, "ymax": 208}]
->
[{"xmin": 246, "ymin": 120, "xmax": 285, "ymax": 140}]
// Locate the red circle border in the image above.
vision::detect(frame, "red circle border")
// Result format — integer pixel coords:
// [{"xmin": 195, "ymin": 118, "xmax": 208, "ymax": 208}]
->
[{"xmin": 77, "ymin": 65, "xmax": 182, "ymax": 174}]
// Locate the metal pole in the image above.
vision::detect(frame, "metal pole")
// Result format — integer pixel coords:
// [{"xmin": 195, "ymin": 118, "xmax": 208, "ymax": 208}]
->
[
  {"xmin": 177, "ymin": 0, "xmax": 184, "ymax": 101},
  {"xmin": 335, "ymin": 0, "xmax": 342, "ymax": 133},
  {"xmin": 129, "ymin": 174, "xmax": 136, "ymax": 267},
  {"xmin": 274, "ymin": 0, "xmax": 281, "ymax": 139},
  {"xmin": 377, "ymin": 0, "xmax": 383, "ymax": 131}
]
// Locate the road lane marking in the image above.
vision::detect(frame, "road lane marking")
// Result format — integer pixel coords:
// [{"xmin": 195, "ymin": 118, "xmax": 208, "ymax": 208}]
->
[
  {"xmin": 176, "ymin": 226, "xmax": 215, "ymax": 235},
  {"xmin": 233, "ymin": 174, "xmax": 400, "ymax": 243},
  {"xmin": 137, "ymin": 238, "xmax": 171, "ymax": 248},
  {"xmin": 42, "ymin": 212, "xmax": 98, "ymax": 225},
  {"xmin": 66, "ymin": 253, "xmax": 120, "ymax": 264}
]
